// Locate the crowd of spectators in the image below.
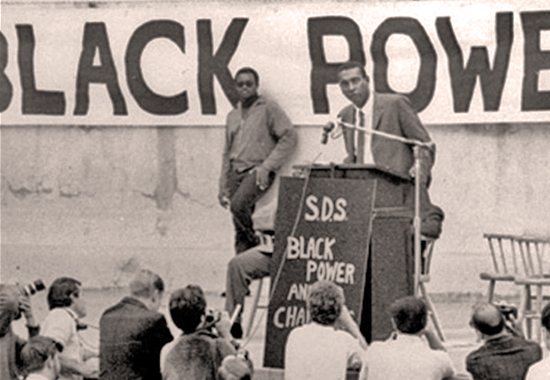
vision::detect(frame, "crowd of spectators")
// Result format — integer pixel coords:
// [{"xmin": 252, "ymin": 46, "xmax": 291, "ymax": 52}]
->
[{"xmin": 3, "ymin": 271, "xmax": 549, "ymax": 380}]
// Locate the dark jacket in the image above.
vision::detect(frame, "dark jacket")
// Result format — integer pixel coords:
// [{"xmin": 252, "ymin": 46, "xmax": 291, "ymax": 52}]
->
[
  {"xmin": 99, "ymin": 297, "xmax": 173, "ymax": 380},
  {"xmin": 339, "ymin": 93, "xmax": 434, "ymax": 181},
  {"xmin": 162, "ymin": 329, "xmax": 236, "ymax": 380},
  {"xmin": 466, "ymin": 334, "xmax": 542, "ymax": 380}
]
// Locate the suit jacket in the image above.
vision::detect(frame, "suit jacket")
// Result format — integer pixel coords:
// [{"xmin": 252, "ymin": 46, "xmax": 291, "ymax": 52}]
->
[
  {"xmin": 339, "ymin": 93, "xmax": 444, "ymax": 238},
  {"xmin": 339, "ymin": 92, "xmax": 434, "ymax": 181},
  {"xmin": 99, "ymin": 297, "xmax": 173, "ymax": 380}
]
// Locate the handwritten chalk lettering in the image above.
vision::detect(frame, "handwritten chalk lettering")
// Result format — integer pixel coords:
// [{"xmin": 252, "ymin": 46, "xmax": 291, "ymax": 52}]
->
[
  {"xmin": 287, "ymin": 283, "xmax": 310, "ymax": 301},
  {"xmin": 306, "ymin": 260, "xmax": 355, "ymax": 284},
  {"xmin": 286, "ymin": 236, "xmax": 335, "ymax": 260},
  {"xmin": 273, "ymin": 305, "xmax": 309, "ymax": 329},
  {"xmin": 304, "ymin": 195, "xmax": 347, "ymax": 222}
]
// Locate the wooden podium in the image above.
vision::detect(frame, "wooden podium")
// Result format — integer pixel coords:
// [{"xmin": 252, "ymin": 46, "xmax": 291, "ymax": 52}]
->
[
  {"xmin": 305, "ymin": 164, "xmax": 415, "ymax": 341},
  {"xmin": 263, "ymin": 164, "xmax": 415, "ymax": 369}
]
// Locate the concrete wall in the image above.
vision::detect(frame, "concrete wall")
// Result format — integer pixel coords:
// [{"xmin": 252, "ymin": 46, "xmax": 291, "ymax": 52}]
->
[{"xmin": 2, "ymin": 122, "xmax": 549, "ymax": 294}]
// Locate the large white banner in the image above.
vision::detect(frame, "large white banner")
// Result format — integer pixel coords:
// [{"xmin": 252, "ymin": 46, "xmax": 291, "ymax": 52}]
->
[{"xmin": 1, "ymin": 1, "xmax": 549, "ymax": 125}]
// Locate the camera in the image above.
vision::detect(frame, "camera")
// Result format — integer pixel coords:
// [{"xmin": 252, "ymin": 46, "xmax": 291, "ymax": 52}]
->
[
  {"xmin": 21, "ymin": 279, "xmax": 46, "ymax": 297},
  {"xmin": 498, "ymin": 303, "xmax": 518, "ymax": 321},
  {"xmin": 204, "ymin": 309, "xmax": 222, "ymax": 332}
]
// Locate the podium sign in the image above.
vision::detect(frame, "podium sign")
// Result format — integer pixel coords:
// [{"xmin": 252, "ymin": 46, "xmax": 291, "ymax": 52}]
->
[{"xmin": 263, "ymin": 176, "xmax": 375, "ymax": 368}]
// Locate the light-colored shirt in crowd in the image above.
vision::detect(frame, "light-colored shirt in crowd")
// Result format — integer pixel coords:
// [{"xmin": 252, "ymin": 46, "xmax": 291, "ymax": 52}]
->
[
  {"xmin": 25, "ymin": 374, "xmax": 50, "ymax": 380},
  {"xmin": 526, "ymin": 355, "xmax": 550, "ymax": 380},
  {"xmin": 361, "ymin": 333, "xmax": 455, "ymax": 380},
  {"xmin": 285, "ymin": 322, "xmax": 364, "ymax": 380},
  {"xmin": 159, "ymin": 337, "xmax": 179, "ymax": 372},
  {"xmin": 41, "ymin": 308, "xmax": 83, "ymax": 380}
]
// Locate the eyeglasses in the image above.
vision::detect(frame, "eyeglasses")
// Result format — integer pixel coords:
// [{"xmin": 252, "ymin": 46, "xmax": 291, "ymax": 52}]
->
[{"xmin": 236, "ymin": 81, "xmax": 255, "ymax": 88}]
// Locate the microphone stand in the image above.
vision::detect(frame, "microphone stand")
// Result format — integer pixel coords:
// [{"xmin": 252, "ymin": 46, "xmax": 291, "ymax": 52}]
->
[{"xmin": 326, "ymin": 119, "xmax": 433, "ymax": 296}]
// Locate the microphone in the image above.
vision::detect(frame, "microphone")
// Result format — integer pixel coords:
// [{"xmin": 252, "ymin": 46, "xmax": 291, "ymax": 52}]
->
[{"xmin": 321, "ymin": 122, "xmax": 335, "ymax": 144}]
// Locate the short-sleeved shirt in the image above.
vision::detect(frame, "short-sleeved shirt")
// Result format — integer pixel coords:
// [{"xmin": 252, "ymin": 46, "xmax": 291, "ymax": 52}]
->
[
  {"xmin": 41, "ymin": 308, "xmax": 83, "ymax": 380},
  {"xmin": 526, "ymin": 356, "xmax": 550, "ymax": 380},
  {"xmin": 284, "ymin": 323, "xmax": 364, "ymax": 380},
  {"xmin": 363, "ymin": 333, "xmax": 455, "ymax": 380}
]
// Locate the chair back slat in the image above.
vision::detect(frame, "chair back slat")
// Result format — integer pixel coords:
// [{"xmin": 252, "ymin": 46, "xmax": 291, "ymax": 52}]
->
[
  {"xmin": 497, "ymin": 237, "xmax": 508, "ymax": 273},
  {"xmin": 509, "ymin": 239, "xmax": 519, "ymax": 274},
  {"xmin": 487, "ymin": 237, "xmax": 500, "ymax": 273}
]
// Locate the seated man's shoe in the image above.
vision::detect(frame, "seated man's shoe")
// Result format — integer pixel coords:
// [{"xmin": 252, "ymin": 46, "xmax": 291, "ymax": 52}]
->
[{"xmin": 230, "ymin": 322, "xmax": 243, "ymax": 339}]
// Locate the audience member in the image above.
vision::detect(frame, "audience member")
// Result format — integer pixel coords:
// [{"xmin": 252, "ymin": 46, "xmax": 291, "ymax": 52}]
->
[
  {"xmin": 20, "ymin": 336, "xmax": 63, "ymax": 380},
  {"xmin": 466, "ymin": 302, "xmax": 542, "ymax": 380},
  {"xmin": 525, "ymin": 302, "xmax": 550, "ymax": 380},
  {"xmin": 225, "ymin": 232, "xmax": 273, "ymax": 339},
  {"xmin": 0, "ymin": 284, "xmax": 40, "ymax": 380},
  {"xmin": 41, "ymin": 277, "xmax": 98, "ymax": 380},
  {"xmin": 284, "ymin": 280, "xmax": 367, "ymax": 380},
  {"xmin": 161, "ymin": 284, "xmax": 238, "ymax": 380},
  {"xmin": 99, "ymin": 269, "xmax": 173, "ymax": 380},
  {"xmin": 360, "ymin": 296, "xmax": 455, "ymax": 380}
]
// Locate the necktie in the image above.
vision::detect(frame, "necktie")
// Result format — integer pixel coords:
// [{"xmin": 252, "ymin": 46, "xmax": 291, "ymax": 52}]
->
[{"xmin": 356, "ymin": 110, "xmax": 365, "ymax": 164}]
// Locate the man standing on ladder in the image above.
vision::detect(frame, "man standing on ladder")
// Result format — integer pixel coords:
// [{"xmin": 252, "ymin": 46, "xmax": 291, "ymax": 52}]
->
[{"xmin": 218, "ymin": 67, "xmax": 297, "ymax": 254}]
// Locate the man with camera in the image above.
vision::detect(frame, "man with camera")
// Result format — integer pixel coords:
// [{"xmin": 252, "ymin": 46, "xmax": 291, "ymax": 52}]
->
[
  {"xmin": 466, "ymin": 302, "xmax": 542, "ymax": 380},
  {"xmin": 161, "ymin": 284, "xmax": 242, "ymax": 380},
  {"xmin": 0, "ymin": 283, "xmax": 41, "ymax": 380},
  {"xmin": 99, "ymin": 269, "xmax": 173, "ymax": 380},
  {"xmin": 41, "ymin": 277, "xmax": 99, "ymax": 380}
]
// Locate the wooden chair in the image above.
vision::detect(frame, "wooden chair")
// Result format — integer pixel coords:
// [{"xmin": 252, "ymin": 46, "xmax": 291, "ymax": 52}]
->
[
  {"xmin": 481, "ymin": 233, "xmax": 550, "ymax": 342},
  {"xmin": 511, "ymin": 235, "xmax": 550, "ymax": 342},
  {"xmin": 416, "ymin": 236, "xmax": 446, "ymax": 341},
  {"xmin": 480, "ymin": 233, "xmax": 525, "ymax": 303}
]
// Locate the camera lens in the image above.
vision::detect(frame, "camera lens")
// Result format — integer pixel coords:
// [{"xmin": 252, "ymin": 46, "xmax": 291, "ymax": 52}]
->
[{"xmin": 22, "ymin": 279, "xmax": 46, "ymax": 297}]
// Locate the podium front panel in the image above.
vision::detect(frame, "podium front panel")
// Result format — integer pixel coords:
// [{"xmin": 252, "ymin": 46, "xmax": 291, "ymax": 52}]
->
[{"xmin": 264, "ymin": 176, "xmax": 375, "ymax": 369}]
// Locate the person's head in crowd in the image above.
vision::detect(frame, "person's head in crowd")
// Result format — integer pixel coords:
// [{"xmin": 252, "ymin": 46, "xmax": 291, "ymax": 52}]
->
[
  {"xmin": 540, "ymin": 302, "xmax": 550, "ymax": 349},
  {"xmin": 47, "ymin": 277, "xmax": 86, "ymax": 318},
  {"xmin": 20, "ymin": 336, "xmax": 62, "ymax": 378},
  {"xmin": 129, "ymin": 269, "xmax": 165, "ymax": 312},
  {"xmin": 389, "ymin": 296, "xmax": 428, "ymax": 334},
  {"xmin": 470, "ymin": 302, "xmax": 506, "ymax": 339},
  {"xmin": 337, "ymin": 60, "xmax": 370, "ymax": 108},
  {"xmin": 169, "ymin": 285, "xmax": 207, "ymax": 334},
  {"xmin": 234, "ymin": 67, "xmax": 259, "ymax": 103},
  {"xmin": 308, "ymin": 280, "xmax": 344, "ymax": 326},
  {"xmin": 20, "ymin": 336, "xmax": 62, "ymax": 380},
  {"xmin": 218, "ymin": 352, "xmax": 253, "ymax": 380},
  {"xmin": 0, "ymin": 284, "xmax": 22, "ymax": 335}
]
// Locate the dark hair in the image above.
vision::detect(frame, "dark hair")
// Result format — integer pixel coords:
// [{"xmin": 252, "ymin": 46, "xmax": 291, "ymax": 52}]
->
[
  {"xmin": 20, "ymin": 336, "xmax": 62, "ymax": 374},
  {"xmin": 337, "ymin": 61, "xmax": 368, "ymax": 79},
  {"xmin": 235, "ymin": 67, "xmax": 259, "ymax": 85},
  {"xmin": 47, "ymin": 277, "xmax": 81, "ymax": 310},
  {"xmin": 470, "ymin": 303, "xmax": 505, "ymax": 336},
  {"xmin": 129, "ymin": 269, "xmax": 164, "ymax": 298},
  {"xmin": 308, "ymin": 281, "xmax": 343, "ymax": 326},
  {"xmin": 542, "ymin": 302, "xmax": 550, "ymax": 331},
  {"xmin": 389, "ymin": 296, "xmax": 427, "ymax": 334},
  {"xmin": 169, "ymin": 285, "xmax": 206, "ymax": 334}
]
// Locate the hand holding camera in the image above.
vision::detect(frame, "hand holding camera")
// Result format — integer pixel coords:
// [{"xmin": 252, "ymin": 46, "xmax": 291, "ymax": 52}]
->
[
  {"xmin": 204, "ymin": 309, "xmax": 232, "ymax": 339},
  {"xmin": 17, "ymin": 279, "xmax": 45, "ymax": 326}
]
